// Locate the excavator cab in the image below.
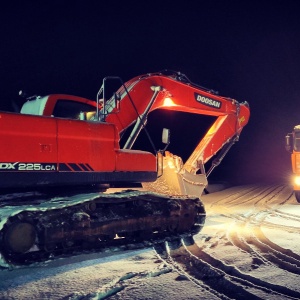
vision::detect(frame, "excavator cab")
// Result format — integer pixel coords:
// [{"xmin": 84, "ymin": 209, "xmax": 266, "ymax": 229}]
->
[
  {"xmin": 293, "ymin": 129, "xmax": 300, "ymax": 151},
  {"xmin": 286, "ymin": 126, "xmax": 300, "ymax": 151}
]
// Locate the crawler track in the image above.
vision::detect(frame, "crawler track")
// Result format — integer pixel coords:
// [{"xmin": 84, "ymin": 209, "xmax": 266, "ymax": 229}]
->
[{"xmin": 0, "ymin": 189, "xmax": 205, "ymax": 267}]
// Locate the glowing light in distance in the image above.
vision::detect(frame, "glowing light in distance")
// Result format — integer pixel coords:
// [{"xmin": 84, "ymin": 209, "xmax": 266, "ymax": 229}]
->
[{"xmin": 294, "ymin": 176, "xmax": 300, "ymax": 186}]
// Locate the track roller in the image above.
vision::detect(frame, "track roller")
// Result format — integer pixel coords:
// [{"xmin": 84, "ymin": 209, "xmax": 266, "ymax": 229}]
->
[{"xmin": 3, "ymin": 222, "xmax": 36, "ymax": 254}]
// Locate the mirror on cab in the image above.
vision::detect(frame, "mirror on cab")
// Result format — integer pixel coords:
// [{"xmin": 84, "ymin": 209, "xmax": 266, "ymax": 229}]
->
[
  {"xmin": 162, "ymin": 128, "xmax": 170, "ymax": 151},
  {"xmin": 285, "ymin": 133, "xmax": 292, "ymax": 153}
]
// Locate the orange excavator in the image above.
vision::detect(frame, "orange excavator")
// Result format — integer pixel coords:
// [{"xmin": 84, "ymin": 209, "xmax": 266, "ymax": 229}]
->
[{"xmin": 0, "ymin": 71, "xmax": 250, "ymax": 266}]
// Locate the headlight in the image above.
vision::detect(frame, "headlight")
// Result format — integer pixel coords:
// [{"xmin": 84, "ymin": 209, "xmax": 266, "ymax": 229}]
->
[{"xmin": 294, "ymin": 176, "xmax": 300, "ymax": 186}]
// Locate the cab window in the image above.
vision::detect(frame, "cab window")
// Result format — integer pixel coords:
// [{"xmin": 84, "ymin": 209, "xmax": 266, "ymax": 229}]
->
[
  {"xmin": 53, "ymin": 100, "xmax": 96, "ymax": 120},
  {"xmin": 294, "ymin": 132, "xmax": 300, "ymax": 151}
]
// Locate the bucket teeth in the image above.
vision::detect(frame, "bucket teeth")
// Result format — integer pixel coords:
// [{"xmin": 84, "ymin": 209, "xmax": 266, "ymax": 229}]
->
[
  {"xmin": 167, "ymin": 238, "xmax": 183, "ymax": 251},
  {"xmin": 154, "ymin": 242, "xmax": 168, "ymax": 258},
  {"xmin": 182, "ymin": 235, "xmax": 195, "ymax": 247}
]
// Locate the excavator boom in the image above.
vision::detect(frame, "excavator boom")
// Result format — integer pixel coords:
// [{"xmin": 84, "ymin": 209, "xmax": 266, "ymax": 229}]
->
[{"xmin": 100, "ymin": 72, "xmax": 249, "ymax": 196}]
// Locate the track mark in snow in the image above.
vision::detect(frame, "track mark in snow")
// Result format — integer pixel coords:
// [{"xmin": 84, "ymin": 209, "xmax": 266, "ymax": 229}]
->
[
  {"xmin": 64, "ymin": 266, "xmax": 173, "ymax": 300},
  {"xmin": 207, "ymin": 184, "xmax": 300, "ymax": 274},
  {"xmin": 184, "ymin": 184, "xmax": 300, "ymax": 299},
  {"xmin": 154, "ymin": 241, "xmax": 232, "ymax": 300},
  {"xmin": 210, "ymin": 185, "xmax": 260, "ymax": 207},
  {"xmin": 221, "ymin": 185, "xmax": 300, "ymax": 276},
  {"xmin": 156, "ymin": 240, "xmax": 281, "ymax": 300},
  {"xmin": 245, "ymin": 227, "xmax": 300, "ymax": 274},
  {"xmin": 161, "ymin": 239, "xmax": 300, "ymax": 300},
  {"xmin": 227, "ymin": 226, "xmax": 267, "ymax": 266},
  {"xmin": 209, "ymin": 185, "xmax": 293, "ymax": 210}
]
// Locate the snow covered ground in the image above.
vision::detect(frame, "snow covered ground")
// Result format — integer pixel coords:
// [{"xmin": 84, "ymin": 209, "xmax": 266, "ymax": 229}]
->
[{"xmin": 1, "ymin": 183, "xmax": 300, "ymax": 300}]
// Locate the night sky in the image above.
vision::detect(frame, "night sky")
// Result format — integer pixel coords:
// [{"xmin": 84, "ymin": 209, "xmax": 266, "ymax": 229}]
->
[{"xmin": 1, "ymin": 1, "xmax": 300, "ymax": 184}]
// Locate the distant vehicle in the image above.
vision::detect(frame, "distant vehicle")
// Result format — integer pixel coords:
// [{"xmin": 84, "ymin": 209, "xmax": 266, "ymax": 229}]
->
[{"xmin": 285, "ymin": 125, "xmax": 300, "ymax": 202}]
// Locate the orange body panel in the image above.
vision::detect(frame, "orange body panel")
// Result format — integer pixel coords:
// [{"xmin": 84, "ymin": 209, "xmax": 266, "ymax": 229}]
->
[
  {"xmin": 0, "ymin": 109, "xmax": 157, "ymax": 188},
  {"xmin": 0, "ymin": 105, "xmax": 156, "ymax": 173},
  {"xmin": 115, "ymin": 149, "xmax": 156, "ymax": 171},
  {"xmin": 56, "ymin": 119, "xmax": 117, "ymax": 171},
  {"xmin": 0, "ymin": 112, "xmax": 57, "ymax": 162},
  {"xmin": 291, "ymin": 152, "xmax": 300, "ymax": 191}
]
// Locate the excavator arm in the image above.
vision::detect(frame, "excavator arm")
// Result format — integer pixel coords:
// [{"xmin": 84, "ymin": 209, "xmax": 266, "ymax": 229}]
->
[{"xmin": 99, "ymin": 71, "xmax": 250, "ymax": 197}]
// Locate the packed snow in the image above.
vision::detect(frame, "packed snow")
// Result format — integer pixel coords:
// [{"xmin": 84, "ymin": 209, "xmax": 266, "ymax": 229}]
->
[{"xmin": 1, "ymin": 183, "xmax": 300, "ymax": 300}]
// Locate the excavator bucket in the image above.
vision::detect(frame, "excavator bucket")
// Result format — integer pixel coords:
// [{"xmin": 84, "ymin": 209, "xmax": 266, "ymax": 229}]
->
[{"xmin": 142, "ymin": 152, "xmax": 207, "ymax": 198}]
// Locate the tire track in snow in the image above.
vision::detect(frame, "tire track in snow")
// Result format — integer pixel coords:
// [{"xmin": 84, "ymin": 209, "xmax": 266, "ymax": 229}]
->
[
  {"xmin": 63, "ymin": 267, "xmax": 174, "ymax": 300},
  {"xmin": 182, "ymin": 184, "xmax": 300, "ymax": 299},
  {"xmin": 154, "ymin": 242, "xmax": 233, "ymax": 300},
  {"xmin": 223, "ymin": 184, "xmax": 300, "ymax": 276},
  {"xmin": 155, "ymin": 239, "xmax": 300, "ymax": 300},
  {"xmin": 184, "ymin": 240, "xmax": 300, "ymax": 299},
  {"xmin": 210, "ymin": 185, "xmax": 260, "ymax": 207},
  {"xmin": 225, "ymin": 214, "xmax": 300, "ymax": 276},
  {"xmin": 245, "ymin": 225, "xmax": 300, "ymax": 274},
  {"xmin": 210, "ymin": 184, "xmax": 292, "ymax": 210},
  {"xmin": 230, "ymin": 185, "xmax": 283, "ymax": 208}
]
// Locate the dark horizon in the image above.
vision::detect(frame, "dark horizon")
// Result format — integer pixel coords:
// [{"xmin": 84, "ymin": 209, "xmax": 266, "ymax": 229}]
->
[{"xmin": 1, "ymin": 1, "xmax": 299, "ymax": 185}]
